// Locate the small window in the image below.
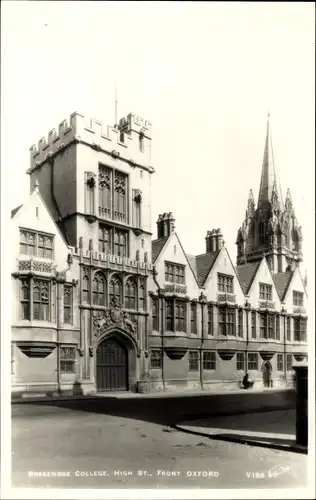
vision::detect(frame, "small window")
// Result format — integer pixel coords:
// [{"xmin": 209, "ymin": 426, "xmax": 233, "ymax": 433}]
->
[
  {"xmin": 150, "ymin": 349, "xmax": 162, "ymax": 369},
  {"xmin": 207, "ymin": 305, "xmax": 213, "ymax": 336},
  {"xmin": 119, "ymin": 131, "xmax": 125, "ymax": 143},
  {"xmin": 277, "ymin": 354, "xmax": 284, "ymax": 372},
  {"xmin": 152, "ymin": 297, "xmax": 159, "ymax": 330},
  {"xmin": 247, "ymin": 353, "xmax": 258, "ymax": 370},
  {"xmin": 286, "ymin": 316, "xmax": 291, "ymax": 341},
  {"xmin": 190, "ymin": 302, "xmax": 197, "ymax": 334},
  {"xmin": 139, "ymin": 133, "xmax": 144, "ymax": 152},
  {"xmin": 82, "ymin": 275, "xmax": 90, "ymax": 303},
  {"xmin": 139, "ymin": 281, "xmax": 145, "ymax": 311},
  {"xmin": 63, "ymin": 285, "xmax": 73, "ymax": 324},
  {"xmin": 189, "ymin": 350, "xmax": 199, "ymax": 371},
  {"xmin": 286, "ymin": 354, "xmax": 292, "ymax": 372},
  {"xmin": 275, "ymin": 314, "xmax": 280, "ymax": 340},
  {"xmin": 60, "ymin": 346, "xmax": 76, "ymax": 373},
  {"xmin": 36, "ymin": 206, "xmax": 39, "ymax": 219},
  {"xmin": 238, "ymin": 309, "xmax": 243, "ymax": 337},
  {"xmin": 203, "ymin": 351, "xmax": 216, "ymax": 370},
  {"xmin": 236, "ymin": 352, "xmax": 245, "ymax": 371},
  {"xmin": 251, "ymin": 311, "xmax": 256, "ymax": 339}
]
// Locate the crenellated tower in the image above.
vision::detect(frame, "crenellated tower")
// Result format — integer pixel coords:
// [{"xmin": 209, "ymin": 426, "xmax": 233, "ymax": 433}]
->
[{"xmin": 236, "ymin": 115, "xmax": 303, "ymax": 273}]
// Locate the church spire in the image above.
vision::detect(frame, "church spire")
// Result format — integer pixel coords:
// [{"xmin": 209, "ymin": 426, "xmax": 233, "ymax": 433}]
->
[{"xmin": 258, "ymin": 114, "xmax": 284, "ymax": 211}]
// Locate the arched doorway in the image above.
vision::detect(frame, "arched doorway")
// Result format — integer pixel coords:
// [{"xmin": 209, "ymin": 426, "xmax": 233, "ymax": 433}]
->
[
  {"xmin": 96, "ymin": 338, "xmax": 128, "ymax": 392},
  {"xmin": 262, "ymin": 361, "xmax": 272, "ymax": 388}
]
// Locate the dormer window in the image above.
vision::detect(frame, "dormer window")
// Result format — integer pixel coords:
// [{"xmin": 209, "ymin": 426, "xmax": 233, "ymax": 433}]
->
[
  {"xmin": 20, "ymin": 229, "xmax": 54, "ymax": 259},
  {"xmin": 164, "ymin": 262, "xmax": 185, "ymax": 285},
  {"xmin": 293, "ymin": 291, "xmax": 303, "ymax": 306},
  {"xmin": 259, "ymin": 283, "xmax": 272, "ymax": 301},
  {"xmin": 218, "ymin": 274, "xmax": 234, "ymax": 293}
]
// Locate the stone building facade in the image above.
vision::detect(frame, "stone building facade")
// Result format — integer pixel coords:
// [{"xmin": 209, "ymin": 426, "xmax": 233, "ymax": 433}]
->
[{"xmin": 11, "ymin": 112, "xmax": 308, "ymax": 397}]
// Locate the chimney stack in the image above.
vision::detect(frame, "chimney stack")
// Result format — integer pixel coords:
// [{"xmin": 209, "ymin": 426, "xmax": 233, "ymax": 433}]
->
[
  {"xmin": 157, "ymin": 212, "xmax": 175, "ymax": 239},
  {"xmin": 205, "ymin": 228, "xmax": 224, "ymax": 252}
]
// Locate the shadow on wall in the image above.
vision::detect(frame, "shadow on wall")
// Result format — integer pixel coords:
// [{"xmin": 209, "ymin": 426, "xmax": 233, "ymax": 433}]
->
[{"xmin": 12, "ymin": 390, "xmax": 296, "ymax": 427}]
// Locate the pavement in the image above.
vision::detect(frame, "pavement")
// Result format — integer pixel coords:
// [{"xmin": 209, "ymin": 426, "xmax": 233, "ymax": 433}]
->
[
  {"xmin": 9, "ymin": 400, "xmax": 308, "ymax": 491},
  {"xmin": 175, "ymin": 409, "xmax": 307, "ymax": 454}
]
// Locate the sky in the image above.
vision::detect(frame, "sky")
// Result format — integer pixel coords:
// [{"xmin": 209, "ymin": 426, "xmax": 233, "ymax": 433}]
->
[{"xmin": 1, "ymin": 1, "xmax": 315, "ymax": 277}]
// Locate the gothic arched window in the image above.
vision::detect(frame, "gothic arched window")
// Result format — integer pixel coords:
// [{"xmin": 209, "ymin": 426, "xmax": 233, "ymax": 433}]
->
[
  {"xmin": 33, "ymin": 280, "xmax": 49, "ymax": 321},
  {"xmin": 82, "ymin": 274, "xmax": 89, "ymax": 303},
  {"xmin": 124, "ymin": 277, "xmax": 136, "ymax": 309},
  {"xmin": 139, "ymin": 279, "xmax": 145, "ymax": 311},
  {"xmin": 109, "ymin": 274, "xmax": 122, "ymax": 304},
  {"xmin": 92, "ymin": 272, "xmax": 106, "ymax": 306}
]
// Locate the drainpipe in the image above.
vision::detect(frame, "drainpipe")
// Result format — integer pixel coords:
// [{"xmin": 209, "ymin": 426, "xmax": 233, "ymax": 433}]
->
[
  {"xmin": 282, "ymin": 307, "xmax": 287, "ymax": 385},
  {"xmin": 56, "ymin": 254, "xmax": 73, "ymax": 393},
  {"xmin": 199, "ymin": 292, "xmax": 207, "ymax": 390},
  {"xmin": 153, "ymin": 265, "xmax": 165, "ymax": 390},
  {"xmin": 245, "ymin": 299, "xmax": 250, "ymax": 376}
]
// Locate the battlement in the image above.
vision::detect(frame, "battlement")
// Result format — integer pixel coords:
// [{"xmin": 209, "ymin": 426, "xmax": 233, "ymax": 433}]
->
[
  {"xmin": 69, "ymin": 246, "xmax": 152, "ymax": 272},
  {"xmin": 28, "ymin": 111, "xmax": 152, "ymax": 173},
  {"xmin": 118, "ymin": 113, "xmax": 152, "ymax": 137}
]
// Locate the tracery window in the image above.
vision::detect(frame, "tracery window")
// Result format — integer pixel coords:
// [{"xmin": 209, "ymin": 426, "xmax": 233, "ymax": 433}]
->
[
  {"xmin": 109, "ymin": 275, "xmax": 122, "ymax": 304},
  {"xmin": 139, "ymin": 279, "xmax": 145, "ymax": 311},
  {"xmin": 92, "ymin": 272, "xmax": 106, "ymax": 306},
  {"xmin": 125, "ymin": 277, "xmax": 136, "ymax": 309},
  {"xmin": 98, "ymin": 165, "xmax": 128, "ymax": 223},
  {"xmin": 82, "ymin": 273, "xmax": 90, "ymax": 303},
  {"xmin": 33, "ymin": 280, "xmax": 50, "ymax": 321},
  {"xmin": 63, "ymin": 285, "xmax": 73, "ymax": 323}
]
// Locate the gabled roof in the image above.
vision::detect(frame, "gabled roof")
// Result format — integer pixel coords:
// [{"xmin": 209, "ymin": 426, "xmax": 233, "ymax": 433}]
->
[
  {"xmin": 186, "ymin": 253, "xmax": 197, "ymax": 278},
  {"xmin": 195, "ymin": 250, "xmax": 221, "ymax": 287},
  {"xmin": 11, "ymin": 205, "xmax": 23, "ymax": 219},
  {"xmin": 236, "ymin": 261, "xmax": 261, "ymax": 294},
  {"xmin": 273, "ymin": 271, "xmax": 294, "ymax": 301},
  {"xmin": 151, "ymin": 237, "xmax": 169, "ymax": 263}
]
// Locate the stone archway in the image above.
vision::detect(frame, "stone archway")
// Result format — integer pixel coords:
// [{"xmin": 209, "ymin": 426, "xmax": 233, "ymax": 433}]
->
[
  {"xmin": 262, "ymin": 360, "xmax": 272, "ymax": 388},
  {"xmin": 94, "ymin": 328, "xmax": 139, "ymax": 393},
  {"xmin": 96, "ymin": 336, "xmax": 128, "ymax": 392}
]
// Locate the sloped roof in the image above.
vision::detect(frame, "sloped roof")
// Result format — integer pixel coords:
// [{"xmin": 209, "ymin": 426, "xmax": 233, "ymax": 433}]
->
[
  {"xmin": 272, "ymin": 271, "xmax": 294, "ymax": 301},
  {"xmin": 11, "ymin": 205, "xmax": 23, "ymax": 219},
  {"xmin": 236, "ymin": 261, "xmax": 261, "ymax": 294},
  {"xmin": 186, "ymin": 253, "xmax": 197, "ymax": 278},
  {"xmin": 195, "ymin": 250, "xmax": 221, "ymax": 286},
  {"xmin": 151, "ymin": 237, "xmax": 169, "ymax": 263}
]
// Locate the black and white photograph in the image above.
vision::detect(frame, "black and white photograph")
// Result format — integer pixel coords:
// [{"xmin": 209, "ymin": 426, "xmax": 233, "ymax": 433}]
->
[{"xmin": 1, "ymin": 2, "xmax": 315, "ymax": 499}]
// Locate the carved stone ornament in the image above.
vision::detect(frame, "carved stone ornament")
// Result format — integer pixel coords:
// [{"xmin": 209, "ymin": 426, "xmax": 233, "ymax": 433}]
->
[
  {"xmin": 164, "ymin": 284, "xmax": 187, "ymax": 294},
  {"xmin": 92, "ymin": 297, "xmax": 137, "ymax": 340},
  {"xmin": 18, "ymin": 259, "xmax": 54, "ymax": 273}
]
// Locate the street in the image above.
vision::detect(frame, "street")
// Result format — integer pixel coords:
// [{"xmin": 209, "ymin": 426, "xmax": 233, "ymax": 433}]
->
[{"xmin": 11, "ymin": 397, "xmax": 307, "ymax": 489}]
